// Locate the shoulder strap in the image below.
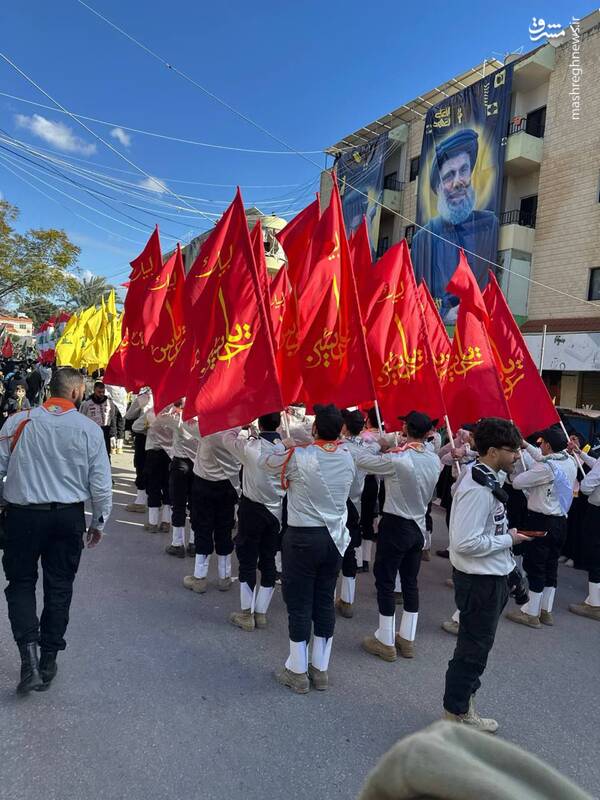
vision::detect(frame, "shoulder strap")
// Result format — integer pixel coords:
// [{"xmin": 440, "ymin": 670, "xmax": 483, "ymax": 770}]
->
[{"xmin": 10, "ymin": 410, "xmax": 32, "ymax": 452}]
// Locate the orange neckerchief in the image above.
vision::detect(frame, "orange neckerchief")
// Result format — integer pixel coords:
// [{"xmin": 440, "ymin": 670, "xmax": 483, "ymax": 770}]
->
[
  {"xmin": 43, "ymin": 397, "xmax": 75, "ymax": 413},
  {"xmin": 280, "ymin": 439, "xmax": 343, "ymax": 489},
  {"xmin": 387, "ymin": 441, "xmax": 425, "ymax": 454}
]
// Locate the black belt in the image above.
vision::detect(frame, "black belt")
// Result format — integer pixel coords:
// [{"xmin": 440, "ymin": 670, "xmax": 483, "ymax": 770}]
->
[{"xmin": 8, "ymin": 502, "xmax": 84, "ymax": 512}]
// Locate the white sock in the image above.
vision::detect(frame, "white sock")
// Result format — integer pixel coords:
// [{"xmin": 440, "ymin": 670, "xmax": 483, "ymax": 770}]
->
[
  {"xmin": 240, "ymin": 581, "xmax": 254, "ymax": 612},
  {"xmin": 285, "ymin": 640, "xmax": 308, "ymax": 674},
  {"xmin": 452, "ymin": 609, "xmax": 460, "ymax": 623},
  {"xmin": 398, "ymin": 611, "xmax": 418, "ymax": 641},
  {"xmin": 275, "ymin": 551, "xmax": 282, "ymax": 572},
  {"xmin": 217, "ymin": 554, "xmax": 232, "ymax": 579},
  {"xmin": 148, "ymin": 507, "xmax": 160, "ymax": 525},
  {"xmin": 194, "ymin": 554, "xmax": 210, "ymax": 579},
  {"xmin": 161, "ymin": 505, "xmax": 171, "ymax": 524},
  {"xmin": 521, "ymin": 590, "xmax": 542, "ymax": 617},
  {"xmin": 255, "ymin": 586, "xmax": 274, "ymax": 614},
  {"xmin": 171, "ymin": 526, "xmax": 185, "ymax": 546},
  {"xmin": 423, "ymin": 531, "xmax": 431, "ymax": 551},
  {"xmin": 135, "ymin": 489, "xmax": 146, "ymax": 505},
  {"xmin": 311, "ymin": 636, "xmax": 332, "ymax": 671},
  {"xmin": 354, "ymin": 545, "xmax": 363, "ymax": 568},
  {"xmin": 117, "ymin": 438, "xmax": 124, "ymax": 450},
  {"xmin": 585, "ymin": 581, "xmax": 600, "ymax": 606},
  {"xmin": 541, "ymin": 586, "xmax": 556, "ymax": 613},
  {"xmin": 394, "ymin": 573, "xmax": 402, "ymax": 593},
  {"xmin": 340, "ymin": 576, "xmax": 355, "ymax": 605},
  {"xmin": 375, "ymin": 613, "xmax": 395, "ymax": 647},
  {"xmin": 362, "ymin": 540, "xmax": 373, "ymax": 562}
]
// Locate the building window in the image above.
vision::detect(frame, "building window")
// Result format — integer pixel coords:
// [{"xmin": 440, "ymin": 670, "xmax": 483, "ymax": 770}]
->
[
  {"xmin": 409, "ymin": 157, "xmax": 420, "ymax": 182},
  {"xmin": 588, "ymin": 268, "xmax": 600, "ymax": 301},
  {"xmin": 525, "ymin": 106, "xmax": 546, "ymax": 138},
  {"xmin": 376, "ymin": 237, "xmax": 389, "ymax": 258},
  {"xmin": 404, "ymin": 225, "xmax": 415, "ymax": 247}
]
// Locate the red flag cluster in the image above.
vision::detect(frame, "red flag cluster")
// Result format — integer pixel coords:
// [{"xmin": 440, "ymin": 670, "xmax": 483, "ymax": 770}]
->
[{"xmin": 106, "ymin": 182, "xmax": 556, "ymax": 439}]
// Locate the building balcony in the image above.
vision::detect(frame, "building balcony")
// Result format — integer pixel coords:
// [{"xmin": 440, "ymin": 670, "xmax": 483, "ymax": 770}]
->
[
  {"xmin": 498, "ymin": 209, "xmax": 536, "ymax": 252},
  {"xmin": 511, "ymin": 45, "xmax": 555, "ymax": 93},
  {"xmin": 382, "ymin": 175, "xmax": 404, "ymax": 213},
  {"xmin": 504, "ymin": 128, "xmax": 544, "ymax": 176}
]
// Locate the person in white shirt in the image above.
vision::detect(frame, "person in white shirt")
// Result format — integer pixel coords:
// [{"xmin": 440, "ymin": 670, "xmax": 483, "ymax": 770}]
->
[
  {"xmin": 143, "ymin": 406, "xmax": 174, "ymax": 533},
  {"xmin": 105, "ymin": 384, "xmax": 128, "ymax": 455},
  {"xmin": 351, "ymin": 411, "xmax": 442, "ymax": 662},
  {"xmin": 124, "ymin": 389, "xmax": 152, "ymax": 512},
  {"xmin": 260, "ymin": 404, "xmax": 356, "ymax": 694},
  {"xmin": 443, "ymin": 417, "xmax": 531, "ymax": 733},
  {"xmin": 183, "ymin": 427, "xmax": 241, "ymax": 594},
  {"xmin": 336, "ymin": 409, "xmax": 380, "ymax": 618},
  {"xmin": 79, "ymin": 380, "xmax": 117, "ymax": 458},
  {"xmin": 569, "ymin": 447, "xmax": 600, "ymax": 621},
  {"xmin": 160, "ymin": 400, "xmax": 199, "ymax": 558},
  {"xmin": 222, "ymin": 413, "xmax": 286, "ymax": 631},
  {"xmin": 507, "ymin": 426, "xmax": 578, "ymax": 629},
  {"xmin": 0, "ymin": 366, "xmax": 112, "ymax": 695}
]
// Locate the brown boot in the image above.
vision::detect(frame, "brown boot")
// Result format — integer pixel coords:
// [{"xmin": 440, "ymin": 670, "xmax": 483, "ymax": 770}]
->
[
  {"xmin": 506, "ymin": 609, "xmax": 541, "ymax": 629},
  {"xmin": 421, "ymin": 549, "xmax": 431, "ymax": 562},
  {"xmin": 183, "ymin": 575, "xmax": 207, "ymax": 593},
  {"xmin": 569, "ymin": 602, "xmax": 600, "ymax": 621},
  {"xmin": 361, "ymin": 635, "xmax": 397, "ymax": 662},
  {"xmin": 540, "ymin": 609, "xmax": 554, "ymax": 626},
  {"xmin": 308, "ymin": 664, "xmax": 328, "ymax": 691},
  {"xmin": 126, "ymin": 503, "xmax": 146, "ymax": 513},
  {"xmin": 254, "ymin": 612, "xmax": 268, "ymax": 629},
  {"xmin": 217, "ymin": 577, "xmax": 232, "ymax": 592},
  {"xmin": 441, "ymin": 620, "xmax": 459, "ymax": 636},
  {"xmin": 395, "ymin": 634, "xmax": 415, "ymax": 659},
  {"xmin": 165, "ymin": 544, "xmax": 185, "ymax": 559},
  {"xmin": 335, "ymin": 597, "xmax": 353, "ymax": 619},
  {"xmin": 144, "ymin": 523, "xmax": 159, "ymax": 533},
  {"xmin": 274, "ymin": 667, "xmax": 309, "ymax": 694},
  {"xmin": 229, "ymin": 610, "xmax": 255, "ymax": 631},
  {"xmin": 443, "ymin": 700, "xmax": 499, "ymax": 734},
  {"xmin": 159, "ymin": 522, "xmax": 171, "ymax": 533}
]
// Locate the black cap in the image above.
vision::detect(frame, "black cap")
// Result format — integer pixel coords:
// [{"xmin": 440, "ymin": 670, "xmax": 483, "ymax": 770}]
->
[
  {"xmin": 461, "ymin": 422, "xmax": 477, "ymax": 432},
  {"xmin": 398, "ymin": 410, "xmax": 438, "ymax": 438},
  {"xmin": 430, "ymin": 128, "xmax": 479, "ymax": 192},
  {"xmin": 538, "ymin": 425, "xmax": 568, "ymax": 453}
]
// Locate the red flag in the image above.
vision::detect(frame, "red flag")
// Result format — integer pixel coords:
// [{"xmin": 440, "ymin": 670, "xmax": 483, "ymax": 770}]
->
[
  {"xmin": 269, "ymin": 266, "xmax": 292, "ymax": 349},
  {"xmin": 446, "ymin": 250, "xmax": 490, "ymax": 326},
  {"xmin": 418, "ymin": 282, "xmax": 452, "ymax": 382},
  {"xmin": 275, "ymin": 199, "xmax": 320, "ymax": 405},
  {"xmin": 183, "ymin": 190, "xmax": 282, "ymax": 433},
  {"xmin": 349, "ymin": 218, "xmax": 373, "ymax": 319},
  {"xmin": 250, "ymin": 220, "xmax": 275, "ymax": 348},
  {"xmin": 366, "ymin": 241, "xmax": 446, "ymax": 422},
  {"xmin": 483, "ymin": 272, "xmax": 559, "ymax": 436},
  {"xmin": 2, "ymin": 338, "xmax": 14, "ymax": 358},
  {"xmin": 443, "ymin": 259, "xmax": 510, "ymax": 428},
  {"xmin": 122, "ymin": 226, "xmax": 164, "ymax": 344},
  {"xmin": 297, "ymin": 181, "xmax": 375, "ymax": 408}
]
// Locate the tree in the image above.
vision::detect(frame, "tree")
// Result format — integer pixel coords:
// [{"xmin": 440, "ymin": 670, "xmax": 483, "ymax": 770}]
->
[
  {"xmin": 67, "ymin": 274, "xmax": 118, "ymax": 310},
  {"xmin": 0, "ymin": 198, "xmax": 81, "ymax": 306}
]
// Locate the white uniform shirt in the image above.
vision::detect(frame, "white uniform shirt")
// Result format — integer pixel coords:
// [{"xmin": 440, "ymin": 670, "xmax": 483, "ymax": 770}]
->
[
  {"xmin": 512, "ymin": 445, "xmax": 578, "ymax": 517},
  {"xmin": 352, "ymin": 444, "xmax": 442, "ymax": 535},
  {"xmin": 144, "ymin": 409, "xmax": 175, "ymax": 453},
  {"xmin": 79, "ymin": 396, "xmax": 115, "ymax": 428},
  {"xmin": 193, "ymin": 430, "xmax": 242, "ymax": 494},
  {"xmin": 105, "ymin": 385, "xmax": 128, "ymax": 417},
  {"xmin": 0, "ymin": 400, "xmax": 112, "ymax": 531},
  {"xmin": 222, "ymin": 429, "xmax": 286, "ymax": 522},
  {"xmin": 343, "ymin": 435, "xmax": 381, "ymax": 515},
  {"xmin": 260, "ymin": 441, "xmax": 356, "ymax": 555},
  {"xmin": 580, "ymin": 453, "xmax": 600, "ymax": 507},
  {"xmin": 159, "ymin": 410, "xmax": 198, "ymax": 461},
  {"xmin": 449, "ymin": 463, "xmax": 515, "ymax": 576}
]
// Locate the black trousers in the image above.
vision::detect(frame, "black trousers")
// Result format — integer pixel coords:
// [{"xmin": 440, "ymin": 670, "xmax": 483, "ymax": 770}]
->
[
  {"xmin": 235, "ymin": 496, "xmax": 280, "ymax": 590},
  {"xmin": 521, "ymin": 511, "xmax": 567, "ymax": 593},
  {"xmin": 282, "ymin": 525, "xmax": 342, "ymax": 642},
  {"xmin": 145, "ymin": 448, "xmax": 171, "ymax": 508},
  {"xmin": 374, "ymin": 513, "xmax": 423, "ymax": 615},
  {"xmin": 583, "ymin": 504, "xmax": 600, "ymax": 583},
  {"xmin": 101, "ymin": 426, "xmax": 111, "ymax": 460},
  {"xmin": 191, "ymin": 475, "xmax": 237, "ymax": 556},
  {"xmin": 114, "ymin": 409, "xmax": 125, "ymax": 440},
  {"xmin": 342, "ymin": 500, "xmax": 361, "ymax": 579},
  {"xmin": 360, "ymin": 475, "xmax": 379, "ymax": 542},
  {"xmin": 2, "ymin": 504, "xmax": 85, "ymax": 651},
  {"xmin": 133, "ymin": 433, "xmax": 147, "ymax": 490},
  {"xmin": 443, "ymin": 570, "xmax": 509, "ymax": 715},
  {"xmin": 169, "ymin": 456, "xmax": 194, "ymax": 527}
]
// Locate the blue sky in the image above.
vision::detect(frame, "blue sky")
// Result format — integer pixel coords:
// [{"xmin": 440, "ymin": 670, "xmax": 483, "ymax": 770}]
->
[{"xmin": 0, "ymin": 0, "xmax": 592, "ymax": 287}]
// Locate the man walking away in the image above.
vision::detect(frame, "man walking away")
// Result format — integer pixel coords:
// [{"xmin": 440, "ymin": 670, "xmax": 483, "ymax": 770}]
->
[{"xmin": 0, "ymin": 367, "xmax": 112, "ymax": 694}]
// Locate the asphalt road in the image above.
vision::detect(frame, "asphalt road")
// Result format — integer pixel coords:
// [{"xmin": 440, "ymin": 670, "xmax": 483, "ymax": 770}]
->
[{"xmin": 1, "ymin": 450, "xmax": 598, "ymax": 800}]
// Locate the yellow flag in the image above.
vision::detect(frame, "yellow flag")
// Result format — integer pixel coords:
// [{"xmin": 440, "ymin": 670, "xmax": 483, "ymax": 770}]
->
[
  {"xmin": 72, "ymin": 305, "xmax": 97, "ymax": 368},
  {"xmin": 55, "ymin": 312, "xmax": 79, "ymax": 366},
  {"xmin": 107, "ymin": 289, "xmax": 117, "ymax": 319},
  {"xmin": 81, "ymin": 303, "xmax": 110, "ymax": 371}
]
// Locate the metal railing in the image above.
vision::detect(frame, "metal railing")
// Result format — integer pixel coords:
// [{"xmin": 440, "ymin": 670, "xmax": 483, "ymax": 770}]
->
[
  {"xmin": 383, "ymin": 175, "xmax": 404, "ymax": 192},
  {"xmin": 507, "ymin": 115, "xmax": 546, "ymax": 138},
  {"xmin": 499, "ymin": 208, "xmax": 537, "ymax": 228}
]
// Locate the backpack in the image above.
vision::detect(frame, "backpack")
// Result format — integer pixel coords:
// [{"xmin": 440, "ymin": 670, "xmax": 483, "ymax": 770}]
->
[{"xmin": 546, "ymin": 460, "xmax": 574, "ymax": 516}]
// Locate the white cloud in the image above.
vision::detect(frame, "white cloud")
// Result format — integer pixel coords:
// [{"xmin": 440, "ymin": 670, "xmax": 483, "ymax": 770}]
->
[
  {"xmin": 110, "ymin": 126, "xmax": 132, "ymax": 147},
  {"xmin": 138, "ymin": 175, "xmax": 168, "ymax": 194},
  {"xmin": 80, "ymin": 269, "xmax": 94, "ymax": 282},
  {"xmin": 15, "ymin": 113, "xmax": 97, "ymax": 156}
]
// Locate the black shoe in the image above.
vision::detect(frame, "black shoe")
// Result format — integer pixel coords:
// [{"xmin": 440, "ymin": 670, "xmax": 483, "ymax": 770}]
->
[
  {"xmin": 436, "ymin": 549, "xmax": 450, "ymax": 559},
  {"xmin": 35, "ymin": 650, "xmax": 58, "ymax": 692},
  {"xmin": 165, "ymin": 544, "xmax": 185, "ymax": 559},
  {"xmin": 186, "ymin": 543, "xmax": 196, "ymax": 557},
  {"xmin": 17, "ymin": 642, "xmax": 43, "ymax": 695}
]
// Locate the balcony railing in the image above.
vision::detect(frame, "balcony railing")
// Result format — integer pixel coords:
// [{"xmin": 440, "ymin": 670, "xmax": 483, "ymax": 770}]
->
[
  {"xmin": 507, "ymin": 114, "xmax": 546, "ymax": 138},
  {"xmin": 383, "ymin": 176, "xmax": 404, "ymax": 192},
  {"xmin": 499, "ymin": 208, "xmax": 537, "ymax": 228}
]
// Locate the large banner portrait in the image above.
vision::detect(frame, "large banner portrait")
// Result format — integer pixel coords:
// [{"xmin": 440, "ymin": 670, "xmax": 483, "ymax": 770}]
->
[
  {"xmin": 412, "ymin": 64, "xmax": 513, "ymax": 322},
  {"xmin": 335, "ymin": 133, "xmax": 390, "ymax": 255}
]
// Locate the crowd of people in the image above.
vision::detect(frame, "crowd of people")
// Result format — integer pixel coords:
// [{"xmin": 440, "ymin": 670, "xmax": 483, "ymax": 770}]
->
[{"xmin": 1, "ymin": 364, "xmax": 599, "ymax": 737}]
